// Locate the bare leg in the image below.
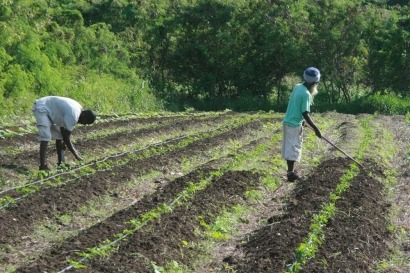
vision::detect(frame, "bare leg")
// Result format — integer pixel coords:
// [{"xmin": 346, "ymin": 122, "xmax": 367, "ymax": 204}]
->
[
  {"xmin": 56, "ymin": 139, "xmax": 66, "ymax": 165},
  {"xmin": 286, "ymin": 160, "xmax": 300, "ymax": 182},
  {"xmin": 287, "ymin": 160, "xmax": 295, "ymax": 172},
  {"xmin": 39, "ymin": 141, "xmax": 49, "ymax": 170}
]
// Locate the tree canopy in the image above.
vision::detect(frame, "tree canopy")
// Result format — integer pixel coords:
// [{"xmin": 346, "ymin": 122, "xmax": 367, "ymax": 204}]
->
[{"xmin": 0, "ymin": 0, "xmax": 409, "ymax": 114}]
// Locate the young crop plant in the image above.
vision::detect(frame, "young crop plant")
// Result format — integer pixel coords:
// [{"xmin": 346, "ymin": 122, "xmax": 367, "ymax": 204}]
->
[
  {"xmin": 286, "ymin": 164, "xmax": 361, "ymax": 273},
  {"xmin": 0, "ymin": 129, "xmax": 23, "ymax": 139},
  {"xmin": 204, "ymin": 205, "xmax": 248, "ymax": 241},
  {"xmin": 57, "ymin": 214, "xmax": 73, "ymax": 226},
  {"xmin": 57, "ymin": 130, "xmax": 274, "ymax": 272},
  {"xmin": 0, "ymin": 195, "xmax": 16, "ymax": 209},
  {"xmin": 286, "ymin": 117, "xmax": 372, "ymax": 273},
  {"xmin": 65, "ymin": 259, "xmax": 87, "ymax": 270},
  {"xmin": 0, "ymin": 117, "xmax": 261, "ymax": 212},
  {"xmin": 245, "ymin": 189, "xmax": 263, "ymax": 201},
  {"xmin": 152, "ymin": 260, "xmax": 187, "ymax": 273}
]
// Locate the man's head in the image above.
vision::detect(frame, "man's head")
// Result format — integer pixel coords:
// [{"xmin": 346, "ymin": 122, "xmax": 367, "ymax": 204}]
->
[
  {"xmin": 303, "ymin": 67, "xmax": 320, "ymax": 96},
  {"xmin": 78, "ymin": 109, "xmax": 97, "ymax": 125},
  {"xmin": 303, "ymin": 67, "xmax": 320, "ymax": 84}
]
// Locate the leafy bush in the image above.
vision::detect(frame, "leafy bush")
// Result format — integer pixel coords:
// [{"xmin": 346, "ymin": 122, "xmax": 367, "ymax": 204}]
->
[
  {"xmin": 354, "ymin": 94, "xmax": 410, "ymax": 115},
  {"xmin": 313, "ymin": 93, "xmax": 410, "ymax": 115}
]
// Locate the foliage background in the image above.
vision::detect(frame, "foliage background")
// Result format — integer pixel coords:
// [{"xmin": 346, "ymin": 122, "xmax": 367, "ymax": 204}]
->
[{"xmin": 0, "ymin": 0, "xmax": 409, "ymax": 117}]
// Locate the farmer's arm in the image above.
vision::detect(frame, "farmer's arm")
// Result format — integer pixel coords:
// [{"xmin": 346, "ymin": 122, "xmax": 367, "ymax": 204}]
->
[
  {"xmin": 302, "ymin": 111, "xmax": 322, "ymax": 138},
  {"xmin": 60, "ymin": 127, "xmax": 83, "ymax": 160}
]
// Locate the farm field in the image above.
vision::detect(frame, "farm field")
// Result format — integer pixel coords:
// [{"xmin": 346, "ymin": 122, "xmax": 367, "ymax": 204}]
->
[{"xmin": 0, "ymin": 111, "xmax": 409, "ymax": 273}]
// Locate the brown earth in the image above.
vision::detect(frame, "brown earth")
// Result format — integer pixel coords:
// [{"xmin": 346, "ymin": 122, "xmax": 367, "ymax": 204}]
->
[
  {"xmin": 0, "ymin": 112, "xmax": 236, "ymax": 178},
  {"xmin": 217, "ymin": 159, "xmax": 391, "ymax": 273},
  {"xmin": 0, "ymin": 113, "xmax": 407, "ymax": 273},
  {"xmin": 0, "ymin": 118, "xmax": 270, "ymax": 253},
  {"xmin": 302, "ymin": 161, "xmax": 391, "ymax": 272}
]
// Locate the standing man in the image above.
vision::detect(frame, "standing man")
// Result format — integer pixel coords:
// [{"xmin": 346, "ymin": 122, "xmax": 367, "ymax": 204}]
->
[
  {"xmin": 32, "ymin": 96, "xmax": 97, "ymax": 171},
  {"xmin": 282, "ymin": 67, "xmax": 322, "ymax": 182}
]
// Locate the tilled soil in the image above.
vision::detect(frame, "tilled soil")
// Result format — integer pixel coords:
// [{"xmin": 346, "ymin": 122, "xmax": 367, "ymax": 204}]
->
[
  {"xmin": 228, "ymin": 158, "xmax": 353, "ymax": 273},
  {"xmin": 0, "ymin": 113, "xmax": 407, "ymax": 273},
  {"xmin": 0, "ymin": 112, "xmax": 237, "ymax": 177},
  {"xmin": 302, "ymin": 161, "xmax": 391, "ymax": 272},
  {"xmin": 0, "ymin": 113, "xmax": 221, "ymax": 152},
  {"xmin": 84, "ymin": 170, "xmax": 260, "ymax": 273},
  {"xmin": 223, "ymin": 166, "xmax": 393, "ymax": 272},
  {"xmin": 0, "ymin": 118, "xmax": 270, "ymax": 252}
]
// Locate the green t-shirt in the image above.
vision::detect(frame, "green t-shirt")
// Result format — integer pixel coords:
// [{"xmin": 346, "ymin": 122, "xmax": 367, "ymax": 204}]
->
[{"xmin": 282, "ymin": 83, "xmax": 312, "ymax": 127}]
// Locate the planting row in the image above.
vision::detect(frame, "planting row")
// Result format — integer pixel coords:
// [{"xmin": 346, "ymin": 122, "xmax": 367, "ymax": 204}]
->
[
  {"xmin": 1, "ymin": 112, "xmax": 282, "ymax": 271},
  {"xmin": 0, "ymin": 111, "xmax": 275, "ymax": 189},
  {"xmin": 1, "ymin": 112, "xmax": 406, "ymax": 273}
]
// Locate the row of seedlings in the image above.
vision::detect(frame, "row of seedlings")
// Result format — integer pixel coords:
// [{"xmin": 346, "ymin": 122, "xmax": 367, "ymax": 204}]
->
[
  {"xmin": 287, "ymin": 115, "xmax": 396, "ymax": 272},
  {"xmin": 189, "ymin": 113, "xmax": 343, "ymax": 272},
  {"xmin": 1, "ymin": 113, "xmax": 278, "ymax": 271},
  {"xmin": 222, "ymin": 114, "xmax": 364, "ymax": 272},
  {"xmin": 0, "ymin": 112, "xmax": 260, "ymax": 208},
  {"xmin": 13, "ymin": 115, "xmax": 282, "ymax": 270},
  {"xmin": 0, "ymin": 111, "xmax": 232, "ymax": 188}
]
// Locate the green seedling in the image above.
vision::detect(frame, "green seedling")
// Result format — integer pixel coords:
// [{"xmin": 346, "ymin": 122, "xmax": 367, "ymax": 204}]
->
[
  {"xmin": 59, "ymin": 129, "xmax": 275, "ymax": 271},
  {"xmin": 66, "ymin": 259, "xmax": 87, "ymax": 269},
  {"xmin": 245, "ymin": 189, "xmax": 263, "ymax": 201},
  {"xmin": 0, "ymin": 195, "xmax": 16, "ymax": 208}
]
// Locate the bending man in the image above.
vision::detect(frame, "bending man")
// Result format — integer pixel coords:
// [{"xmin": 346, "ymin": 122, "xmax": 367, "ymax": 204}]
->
[{"xmin": 32, "ymin": 96, "xmax": 96, "ymax": 171}]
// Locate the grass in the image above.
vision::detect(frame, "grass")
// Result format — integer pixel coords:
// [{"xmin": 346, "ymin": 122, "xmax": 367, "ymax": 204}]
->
[
  {"xmin": 1, "ymin": 111, "xmax": 408, "ymax": 273},
  {"xmin": 1, "ymin": 113, "xmax": 277, "ymax": 272},
  {"xmin": 368, "ymin": 116, "xmax": 410, "ymax": 272},
  {"xmin": 286, "ymin": 116, "xmax": 373, "ymax": 273},
  {"xmin": 60, "ymin": 136, "xmax": 274, "ymax": 270}
]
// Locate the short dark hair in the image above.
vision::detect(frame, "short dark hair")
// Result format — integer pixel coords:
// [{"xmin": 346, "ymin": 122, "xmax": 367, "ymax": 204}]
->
[{"xmin": 79, "ymin": 109, "xmax": 97, "ymax": 124}]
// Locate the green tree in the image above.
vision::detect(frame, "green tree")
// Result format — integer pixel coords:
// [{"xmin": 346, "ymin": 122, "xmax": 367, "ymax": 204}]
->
[
  {"xmin": 142, "ymin": 0, "xmax": 308, "ymax": 104},
  {"xmin": 230, "ymin": 0, "xmax": 308, "ymax": 103},
  {"xmin": 141, "ymin": 0, "xmax": 235, "ymax": 101},
  {"xmin": 302, "ymin": 0, "xmax": 370, "ymax": 103},
  {"xmin": 366, "ymin": 6, "xmax": 410, "ymax": 96}
]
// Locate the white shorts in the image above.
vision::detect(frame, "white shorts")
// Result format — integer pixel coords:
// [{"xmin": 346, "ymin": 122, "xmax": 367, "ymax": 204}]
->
[
  {"xmin": 282, "ymin": 125, "xmax": 303, "ymax": 161},
  {"xmin": 32, "ymin": 103, "xmax": 62, "ymax": 141}
]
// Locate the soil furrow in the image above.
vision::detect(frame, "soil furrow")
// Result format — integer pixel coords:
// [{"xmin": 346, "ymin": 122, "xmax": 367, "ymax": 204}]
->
[
  {"xmin": 0, "ymin": 114, "xmax": 188, "ymax": 153},
  {"xmin": 1, "ymin": 113, "xmax": 405, "ymax": 273},
  {"xmin": 0, "ymin": 116, "xmax": 270, "ymax": 202},
  {"xmin": 228, "ymin": 157, "xmax": 352, "ymax": 273},
  {"xmin": 13, "ymin": 130, "xmax": 270, "ymax": 271},
  {"xmin": 0, "ymin": 113, "xmax": 236, "ymax": 174},
  {"xmin": 19, "ymin": 169, "xmax": 260, "ymax": 273},
  {"xmin": 194, "ymin": 119, "xmax": 347, "ymax": 272},
  {"xmin": 302, "ymin": 161, "xmax": 391, "ymax": 272},
  {"xmin": 0, "ymin": 112, "xmax": 220, "ymax": 147},
  {"xmin": 0, "ymin": 119, "xmax": 270, "ymax": 250}
]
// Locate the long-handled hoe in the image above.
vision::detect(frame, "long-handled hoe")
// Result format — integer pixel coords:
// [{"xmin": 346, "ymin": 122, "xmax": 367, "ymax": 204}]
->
[{"xmin": 307, "ymin": 126, "xmax": 365, "ymax": 169}]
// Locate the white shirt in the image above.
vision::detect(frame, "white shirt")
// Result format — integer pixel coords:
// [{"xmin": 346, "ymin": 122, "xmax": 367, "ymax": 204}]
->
[{"xmin": 33, "ymin": 96, "xmax": 82, "ymax": 131}]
